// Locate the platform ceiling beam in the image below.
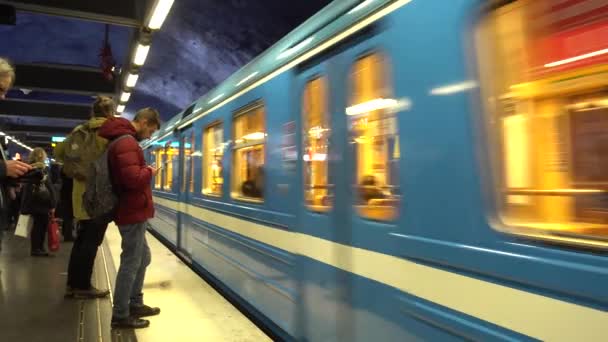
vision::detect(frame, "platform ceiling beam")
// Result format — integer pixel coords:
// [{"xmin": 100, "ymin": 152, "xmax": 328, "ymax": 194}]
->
[
  {"xmin": 0, "ymin": 99, "xmax": 91, "ymax": 120},
  {"xmin": 14, "ymin": 64, "xmax": 116, "ymax": 96},
  {"xmin": 0, "ymin": 0, "xmax": 150, "ymax": 27}
]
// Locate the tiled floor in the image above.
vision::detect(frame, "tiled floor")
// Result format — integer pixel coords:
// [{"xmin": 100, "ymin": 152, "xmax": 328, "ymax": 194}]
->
[{"xmin": 0, "ymin": 224, "xmax": 270, "ymax": 342}]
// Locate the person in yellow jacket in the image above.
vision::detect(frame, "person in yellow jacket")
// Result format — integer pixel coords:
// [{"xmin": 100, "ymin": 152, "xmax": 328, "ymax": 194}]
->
[{"xmin": 55, "ymin": 96, "xmax": 115, "ymax": 299}]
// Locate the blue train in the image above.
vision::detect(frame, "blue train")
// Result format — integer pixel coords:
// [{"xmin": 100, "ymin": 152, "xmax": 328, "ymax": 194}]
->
[{"xmin": 142, "ymin": 0, "xmax": 608, "ymax": 340}]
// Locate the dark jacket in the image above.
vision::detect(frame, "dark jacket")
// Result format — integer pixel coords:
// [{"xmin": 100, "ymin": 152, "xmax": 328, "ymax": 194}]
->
[
  {"xmin": 20, "ymin": 167, "xmax": 57, "ymax": 216},
  {"xmin": 0, "ymin": 146, "xmax": 9, "ymax": 231},
  {"xmin": 98, "ymin": 117, "xmax": 154, "ymax": 225}
]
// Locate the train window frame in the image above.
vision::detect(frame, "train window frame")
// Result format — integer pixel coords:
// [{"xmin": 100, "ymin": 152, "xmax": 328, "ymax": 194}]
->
[
  {"xmin": 153, "ymin": 148, "xmax": 162, "ymax": 190},
  {"xmin": 202, "ymin": 121, "xmax": 224, "ymax": 197},
  {"xmin": 231, "ymin": 101, "xmax": 266, "ymax": 203},
  {"xmin": 302, "ymin": 75, "xmax": 333, "ymax": 213},
  {"xmin": 163, "ymin": 141, "xmax": 178, "ymax": 192},
  {"xmin": 475, "ymin": 0, "xmax": 608, "ymax": 250},
  {"xmin": 347, "ymin": 50, "xmax": 400, "ymax": 222}
]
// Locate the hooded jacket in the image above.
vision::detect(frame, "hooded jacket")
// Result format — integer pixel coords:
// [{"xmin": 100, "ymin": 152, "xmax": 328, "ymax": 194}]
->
[{"xmin": 98, "ymin": 117, "xmax": 154, "ymax": 225}]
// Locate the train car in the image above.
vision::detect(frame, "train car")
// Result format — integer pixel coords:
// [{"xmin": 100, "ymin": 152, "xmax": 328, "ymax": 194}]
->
[{"xmin": 142, "ymin": 0, "xmax": 608, "ymax": 340}]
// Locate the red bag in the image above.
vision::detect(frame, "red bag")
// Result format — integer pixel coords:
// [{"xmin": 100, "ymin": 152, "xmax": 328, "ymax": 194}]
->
[{"xmin": 48, "ymin": 213, "xmax": 60, "ymax": 252}]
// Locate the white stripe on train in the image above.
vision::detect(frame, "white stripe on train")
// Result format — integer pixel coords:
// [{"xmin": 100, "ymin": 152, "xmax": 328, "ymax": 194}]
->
[{"xmin": 153, "ymin": 196, "xmax": 608, "ymax": 341}]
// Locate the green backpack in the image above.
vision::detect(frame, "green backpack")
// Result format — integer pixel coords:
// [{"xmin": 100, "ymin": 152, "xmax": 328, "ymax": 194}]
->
[{"xmin": 62, "ymin": 124, "xmax": 106, "ymax": 181}]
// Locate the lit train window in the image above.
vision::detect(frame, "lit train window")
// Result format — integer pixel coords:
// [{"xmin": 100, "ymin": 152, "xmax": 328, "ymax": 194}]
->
[
  {"xmin": 181, "ymin": 132, "xmax": 195, "ymax": 193},
  {"xmin": 348, "ymin": 53, "xmax": 400, "ymax": 221},
  {"xmin": 189, "ymin": 133, "xmax": 195, "ymax": 193},
  {"xmin": 303, "ymin": 77, "xmax": 332, "ymax": 212},
  {"xmin": 232, "ymin": 103, "xmax": 265, "ymax": 201},
  {"xmin": 477, "ymin": 0, "xmax": 608, "ymax": 247},
  {"xmin": 154, "ymin": 148, "xmax": 162, "ymax": 189},
  {"xmin": 163, "ymin": 142, "xmax": 179, "ymax": 191},
  {"xmin": 203, "ymin": 122, "xmax": 224, "ymax": 196}
]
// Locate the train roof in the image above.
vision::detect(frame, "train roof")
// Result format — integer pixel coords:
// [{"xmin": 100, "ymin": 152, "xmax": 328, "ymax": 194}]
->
[{"xmin": 145, "ymin": 0, "xmax": 402, "ymax": 147}]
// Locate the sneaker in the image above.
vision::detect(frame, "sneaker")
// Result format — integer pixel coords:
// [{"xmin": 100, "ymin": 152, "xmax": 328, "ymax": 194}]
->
[
  {"xmin": 130, "ymin": 304, "xmax": 161, "ymax": 318},
  {"xmin": 72, "ymin": 287, "xmax": 110, "ymax": 299},
  {"xmin": 111, "ymin": 317, "xmax": 150, "ymax": 329}
]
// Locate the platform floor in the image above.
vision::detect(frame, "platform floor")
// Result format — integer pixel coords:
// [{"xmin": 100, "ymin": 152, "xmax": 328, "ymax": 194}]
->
[{"xmin": 0, "ymin": 224, "xmax": 271, "ymax": 342}]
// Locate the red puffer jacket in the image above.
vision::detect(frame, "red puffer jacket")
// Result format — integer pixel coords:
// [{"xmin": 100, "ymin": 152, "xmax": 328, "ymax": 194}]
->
[{"xmin": 98, "ymin": 118, "xmax": 154, "ymax": 225}]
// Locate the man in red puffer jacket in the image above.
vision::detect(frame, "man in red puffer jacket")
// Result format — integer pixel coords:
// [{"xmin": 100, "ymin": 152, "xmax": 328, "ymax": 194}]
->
[{"xmin": 98, "ymin": 108, "xmax": 162, "ymax": 329}]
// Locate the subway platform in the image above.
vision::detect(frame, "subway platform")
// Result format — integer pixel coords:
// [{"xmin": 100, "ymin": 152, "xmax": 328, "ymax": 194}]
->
[{"xmin": 0, "ymin": 224, "xmax": 271, "ymax": 342}]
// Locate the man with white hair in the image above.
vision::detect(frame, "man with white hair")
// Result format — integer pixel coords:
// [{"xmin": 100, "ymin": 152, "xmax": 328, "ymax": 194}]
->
[{"xmin": 0, "ymin": 57, "xmax": 32, "ymax": 249}]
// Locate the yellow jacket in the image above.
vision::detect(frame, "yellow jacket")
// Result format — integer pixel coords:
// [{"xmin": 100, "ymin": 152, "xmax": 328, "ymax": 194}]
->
[{"xmin": 55, "ymin": 117, "xmax": 109, "ymax": 221}]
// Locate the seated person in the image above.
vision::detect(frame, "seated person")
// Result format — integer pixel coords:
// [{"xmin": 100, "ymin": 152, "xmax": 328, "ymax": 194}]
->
[
  {"xmin": 359, "ymin": 175, "xmax": 385, "ymax": 204},
  {"xmin": 241, "ymin": 166, "xmax": 264, "ymax": 198}
]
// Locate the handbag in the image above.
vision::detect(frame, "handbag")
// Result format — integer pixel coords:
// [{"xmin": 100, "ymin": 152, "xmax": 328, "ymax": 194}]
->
[
  {"xmin": 14, "ymin": 214, "xmax": 33, "ymax": 238},
  {"xmin": 48, "ymin": 213, "xmax": 60, "ymax": 252}
]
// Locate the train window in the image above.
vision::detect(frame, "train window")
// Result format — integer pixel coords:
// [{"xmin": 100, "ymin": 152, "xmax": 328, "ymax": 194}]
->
[
  {"xmin": 348, "ymin": 53, "xmax": 400, "ymax": 221},
  {"xmin": 181, "ymin": 132, "xmax": 195, "ymax": 193},
  {"xmin": 203, "ymin": 122, "xmax": 224, "ymax": 196},
  {"xmin": 163, "ymin": 142, "xmax": 179, "ymax": 191},
  {"xmin": 477, "ymin": 0, "xmax": 608, "ymax": 247},
  {"xmin": 232, "ymin": 103, "xmax": 265, "ymax": 201},
  {"xmin": 303, "ymin": 76, "xmax": 332, "ymax": 212},
  {"xmin": 154, "ymin": 148, "xmax": 162, "ymax": 189},
  {"xmin": 189, "ymin": 133, "xmax": 195, "ymax": 193}
]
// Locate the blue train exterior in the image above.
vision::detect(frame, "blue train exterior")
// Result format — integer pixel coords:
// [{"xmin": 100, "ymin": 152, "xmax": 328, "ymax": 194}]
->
[{"xmin": 142, "ymin": 1, "xmax": 608, "ymax": 341}]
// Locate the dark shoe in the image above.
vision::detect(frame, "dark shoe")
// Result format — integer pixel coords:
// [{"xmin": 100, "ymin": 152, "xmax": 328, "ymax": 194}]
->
[
  {"xmin": 72, "ymin": 287, "xmax": 110, "ymax": 299},
  {"xmin": 31, "ymin": 250, "xmax": 49, "ymax": 257},
  {"xmin": 130, "ymin": 304, "xmax": 161, "ymax": 318},
  {"xmin": 111, "ymin": 317, "xmax": 150, "ymax": 329}
]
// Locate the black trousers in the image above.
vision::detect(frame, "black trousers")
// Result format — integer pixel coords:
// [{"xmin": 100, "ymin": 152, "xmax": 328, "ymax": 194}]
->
[
  {"xmin": 66, "ymin": 219, "xmax": 109, "ymax": 290},
  {"xmin": 30, "ymin": 214, "xmax": 48, "ymax": 253}
]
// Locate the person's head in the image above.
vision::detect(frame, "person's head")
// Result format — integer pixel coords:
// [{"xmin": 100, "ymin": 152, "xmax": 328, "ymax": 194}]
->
[
  {"xmin": 92, "ymin": 96, "xmax": 116, "ymax": 118},
  {"xmin": 28, "ymin": 147, "xmax": 47, "ymax": 164},
  {"xmin": 132, "ymin": 107, "xmax": 161, "ymax": 141},
  {"xmin": 0, "ymin": 57, "xmax": 15, "ymax": 100}
]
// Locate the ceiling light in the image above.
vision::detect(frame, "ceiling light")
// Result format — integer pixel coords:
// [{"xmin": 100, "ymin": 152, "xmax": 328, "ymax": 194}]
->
[
  {"xmin": 126, "ymin": 74, "xmax": 139, "ymax": 88},
  {"xmin": 120, "ymin": 92, "xmax": 131, "ymax": 102},
  {"xmin": 147, "ymin": 0, "xmax": 175, "ymax": 30},
  {"xmin": 117, "ymin": 105, "xmax": 126, "ymax": 113},
  {"xmin": 134, "ymin": 44, "xmax": 150, "ymax": 66}
]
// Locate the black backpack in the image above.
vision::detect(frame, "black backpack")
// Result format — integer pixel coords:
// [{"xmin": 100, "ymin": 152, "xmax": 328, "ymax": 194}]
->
[{"xmin": 82, "ymin": 135, "xmax": 131, "ymax": 222}]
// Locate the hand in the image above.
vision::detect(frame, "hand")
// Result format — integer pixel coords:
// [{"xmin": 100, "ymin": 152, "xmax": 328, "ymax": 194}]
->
[
  {"xmin": 147, "ymin": 165, "xmax": 161, "ymax": 176},
  {"xmin": 5, "ymin": 160, "xmax": 32, "ymax": 178}
]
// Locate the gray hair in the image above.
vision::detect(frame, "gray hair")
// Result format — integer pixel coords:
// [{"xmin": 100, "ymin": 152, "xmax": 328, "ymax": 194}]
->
[{"xmin": 0, "ymin": 57, "xmax": 15, "ymax": 84}]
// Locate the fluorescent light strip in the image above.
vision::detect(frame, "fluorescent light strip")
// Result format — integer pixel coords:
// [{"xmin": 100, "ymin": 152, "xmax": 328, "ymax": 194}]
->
[
  {"xmin": 148, "ymin": 0, "xmax": 175, "ymax": 30},
  {"xmin": 126, "ymin": 74, "xmax": 139, "ymax": 88},
  {"xmin": 348, "ymin": 0, "xmax": 375, "ymax": 14},
  {"xmin": 179, "ymin": 0, "xmax": 413, "ymax": 129},
  {"xmin": 120, "ymin": 92, "xmax": 131, "ymax": 102},
  {"xmin": 134, "ymin": 44, "xmax": 150, "ymax": 66},
  {"xmin": 117, "ymin": 105, "xmax": 126, "ymax": 113},
  {"xmin": 545, "ymin": 48, "xmax": 608, "ymax": 68},
  {"xmin": 236, "ymin": 72, "xmax": 259, "ymax": 86}
]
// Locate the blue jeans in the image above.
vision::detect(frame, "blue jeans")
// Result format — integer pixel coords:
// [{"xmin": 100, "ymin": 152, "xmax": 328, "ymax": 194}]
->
[{"xmin": 112, "ymin": 221, "xmax": 151, "ymax": 319}]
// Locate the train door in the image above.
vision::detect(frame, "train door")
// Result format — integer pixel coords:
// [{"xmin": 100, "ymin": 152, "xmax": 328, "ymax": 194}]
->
[
  {"xmin": 177, "ymin": 127, "xmax": 195, "ymax": 259},
  {"xmin": 295, "ymin": 58, "xmax": 352, "ymax": 341}
]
